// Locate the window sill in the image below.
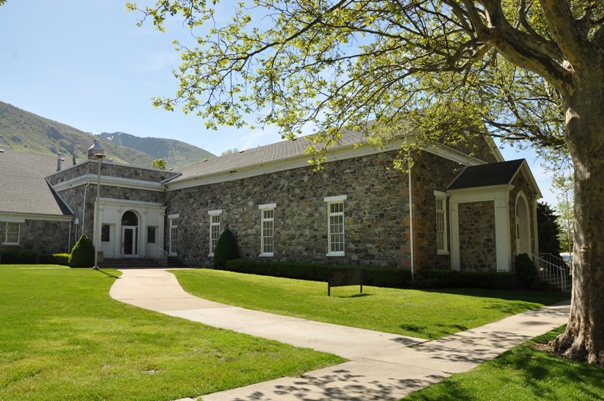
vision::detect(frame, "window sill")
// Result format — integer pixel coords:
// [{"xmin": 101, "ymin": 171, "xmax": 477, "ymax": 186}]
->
[
  {"xmin": 437, "ymin": 250, "xmax": 450, "ymax": 256},
  {"xmin": 260, "ymin": 253, "xmax": 274, "ymax": 257},
  {"xmin": 326, "ymin": 252, "xmax": 345, "ymax": 257}
]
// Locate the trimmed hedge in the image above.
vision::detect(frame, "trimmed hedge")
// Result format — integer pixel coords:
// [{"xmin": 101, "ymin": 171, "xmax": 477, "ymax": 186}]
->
[
  {"xmin": 223, "ymin": 259, "xmax": 413, "ymax": 288},
  {"xmin": 411, "ymin": 269, "xmax": 517, "ymax": 290},
  {"xmin": 219, "ymin": 259, "xmax": 546, "ymax": 291},
  {"xmin": 0, "ymin": 249, "xmax": 19, "ymax": 264},
  {"xmin": 0, "ymin": 249, "xmax": 38, "ymax": 264},
  {"xmin": 40, "ymin": 253, "xmax": 70, "ymax": 266}
]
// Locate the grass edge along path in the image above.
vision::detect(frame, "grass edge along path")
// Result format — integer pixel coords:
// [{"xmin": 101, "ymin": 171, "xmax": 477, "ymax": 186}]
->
[
  {"xmin": 0, "ymin": 266, "xmax": 344, "ymax": 401},
  {"xmin": 403, "ymin": 326, "xmax": 604, "ymax": 401},
  {"xmin": 172, "ymin": 268, "xmax": 570, "ymax": 340}
]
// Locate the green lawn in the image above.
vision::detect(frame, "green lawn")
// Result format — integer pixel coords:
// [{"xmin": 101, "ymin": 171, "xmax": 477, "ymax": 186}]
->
[
  {"xmin": 172, "ymin": 268, "xmax": 570, "ymax": 339},
  {"xmin": 404, "ymin": 327, "xmax": 604, "ymax": 401},
  {"xmin": 0, "ymin": 266, "xmax": 344, "ymax": 401}
]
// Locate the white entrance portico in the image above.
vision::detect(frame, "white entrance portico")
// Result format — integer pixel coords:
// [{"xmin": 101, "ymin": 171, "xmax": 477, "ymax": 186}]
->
[{"xmin": 96, "ymin": 199, "xmax": 166, "ymax": 259}]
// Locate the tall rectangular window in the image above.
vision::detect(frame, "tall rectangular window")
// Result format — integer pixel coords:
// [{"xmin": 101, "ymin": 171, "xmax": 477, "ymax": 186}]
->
[
  {"xmin": 168, "ymin": 214, "xmax": 179, "ymax": 256},
  {"xmin": 259, "ymin": 203, "xmax": 276, "ymax": 256},
  {"xmin": 434, "ymin": 191, "xmax": 448, "ymax": 254},
  {"xmin": 325, "ymin": 195, "xmax": 347, "ymax": 256},
  {"xmin": 208, "ymin": 210, "xmax": 222, "ymax": 256},
  {"xmin": 147, "ymin": 226, "xmax": 157, "ymax": 243},
  {"xmin": 2, "ymin": 222, "xmax": 20, "ymax": 244},
  {"xmin": 101, "ymin": 225, "xmax": 110, "ymax": 242}
]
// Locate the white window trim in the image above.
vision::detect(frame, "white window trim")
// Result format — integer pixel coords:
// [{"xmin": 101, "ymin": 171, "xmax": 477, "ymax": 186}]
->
[
  {"xmin": 2, "ymin": 222, "xmax": 20, "ymax": 245},
  {"xmin": 259, "ymin": 204, "xmax": 276, "ymax": 257},
  {"xmin": 325, "ymin": 196, "xmax": 347, "ymax": 256},
  {"xmin": 434, "ymin": 190, "xmax": 449, "ymax": 255},
  {"xmin": 208, "ymin": 210, "xmax": 222, "ymax": 256},
  {"xmin": 324, "ymin": 195, "xmax": 347, "ymax": 203}
]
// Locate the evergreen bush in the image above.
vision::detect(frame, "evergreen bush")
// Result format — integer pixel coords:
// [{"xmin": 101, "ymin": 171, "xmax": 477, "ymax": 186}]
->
[
  {"xmin": 0, "ymin": 249, "xmax": 19, "ymax": 264},
  {"xmin": 213, "ymin": 229, "xmax": 239, "ymax": 269},
  {"xmin": 19, "ymin": 250, "xmax": 37, "ymax": 264},
  {"xmin": 514, "ymin": 253, "xmax": 542, "ymax": 290},
  {"xmin": 69, "ymin": 234, "xmax": 95, "ymax": 268}
]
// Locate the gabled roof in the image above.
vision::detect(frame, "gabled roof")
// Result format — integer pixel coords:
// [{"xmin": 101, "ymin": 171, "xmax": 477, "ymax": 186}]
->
[
  {"xmin": 448, "ymin": 159, "xmax": 541, "ymax": 196},
  {"xmin": 172, "ymin": 131, "xmax": 365, "ymax": 183},
  {"xmin": 0, "ymin": 150, "xmax": 72, "ymax": 217}
]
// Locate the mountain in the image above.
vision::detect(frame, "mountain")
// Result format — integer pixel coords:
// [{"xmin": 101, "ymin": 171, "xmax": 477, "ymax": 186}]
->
[
  {"xmin": 95, "ymin": 132, "xmax": 214, "ymax": 167},
  {"xmin": 0, "ymin": 101, "xmax": 214, "ymax": 168}
]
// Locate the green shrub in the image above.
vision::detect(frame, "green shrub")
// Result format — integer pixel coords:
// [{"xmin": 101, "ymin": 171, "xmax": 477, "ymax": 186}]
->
[
  {"xmin": 40, "ymin": 253, "xmax": 70, "ymax": 265},
  {"xmin": 223, "ymin": 259, "xmax": 414, "ymax": 288},
  {"xmin": 362, "ymin": 267, "xmax": 413, "ymax": 288},
  {"xmin": 417, "ymin": 269, "xmax": 517, "ymax": 290},
  {"xmin": 0, "ymin": 249, "xmax": 19, "ymax": 264},
  {"xmin": 69, "ymin": 234, "xmax": 95, "ymax": 268},
  {"xmin": 18, "ymin": 250, "xmax": 37, "ymax": 264},
  {"xmin": 213, "ymin": 229, "xmax": 239, "ymax": 269},
  {"xmin": 515, "ymin": 253, "xmax": 543, "ymax": 290}
]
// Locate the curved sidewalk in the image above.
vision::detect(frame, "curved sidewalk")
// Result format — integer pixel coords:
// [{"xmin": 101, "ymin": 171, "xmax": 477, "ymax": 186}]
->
[{"xmin": 110, "ymin": 269, "xmax": 570, "ymax": 401}]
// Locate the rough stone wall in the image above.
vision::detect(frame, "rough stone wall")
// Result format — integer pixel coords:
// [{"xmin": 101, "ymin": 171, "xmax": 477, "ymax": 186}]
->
[
  {"xmin": 458, "ymin": 201, "xmax": 497, "ymax": 272},
  {"xmin": 166, "ymin": 151, "xmax": 412, "ymax": 268},
  {"xmin": 0, "ymin": 220, "xmax": 71, "ymax": 255},
  {"xmin": 411, "ymin": 152, "xmax": 465, "ymax": 270}
]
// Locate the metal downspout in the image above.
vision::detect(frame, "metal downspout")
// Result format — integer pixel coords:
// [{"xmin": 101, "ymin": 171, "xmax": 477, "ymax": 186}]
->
[{"xmin": 409, "ymin": 165, "xmax": 415, "ymax": 280}]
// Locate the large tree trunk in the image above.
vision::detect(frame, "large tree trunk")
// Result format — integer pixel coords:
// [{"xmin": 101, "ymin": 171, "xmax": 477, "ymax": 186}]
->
[{"xmin": 551, "ymin": 69, "xmax": 604, "ymax": 366}]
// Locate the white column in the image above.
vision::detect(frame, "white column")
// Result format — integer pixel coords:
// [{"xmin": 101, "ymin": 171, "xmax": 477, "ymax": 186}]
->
[{"xmin": 494, "ymin": 190, "xmax": 511, "ymax": 272}]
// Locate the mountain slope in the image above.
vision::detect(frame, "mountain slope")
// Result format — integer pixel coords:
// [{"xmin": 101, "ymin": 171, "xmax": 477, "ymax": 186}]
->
[
  {"xmin": 0, "ymin": 101, "xmax": 213, "ymax": 168},
  {"xmin": 95, "ymin": 132, "xmax": 214, "ymax": 167}
]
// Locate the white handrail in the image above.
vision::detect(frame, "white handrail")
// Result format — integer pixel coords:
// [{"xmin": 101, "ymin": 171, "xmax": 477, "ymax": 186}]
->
[
  {"xmin": 533, "ymin": 253, "xmax": 570, "ymax": 292},
  {"xmin": 150, "ymin": 243, "xmax": 168, "ymax": 268}
]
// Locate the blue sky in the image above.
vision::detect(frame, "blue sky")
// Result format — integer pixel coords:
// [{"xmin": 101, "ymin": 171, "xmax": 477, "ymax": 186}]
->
[{"xmin": 0, "ymin": 0, "xmax": 557, "ymax": 205}]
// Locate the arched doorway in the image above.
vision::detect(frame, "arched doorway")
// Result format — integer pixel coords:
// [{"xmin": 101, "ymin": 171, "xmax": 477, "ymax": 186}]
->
[
  {"xmin": 515, "ymin": 194, "xmax": 531, "ymax": 255},
  {"xmin": 121, "ymin": 210, "xmax": 139, "ymax": 257}
]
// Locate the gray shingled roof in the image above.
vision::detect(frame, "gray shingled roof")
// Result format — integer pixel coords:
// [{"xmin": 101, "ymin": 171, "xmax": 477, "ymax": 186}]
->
[
  {"xmin": 0, "ymin": 150, "xmax": 72, "ymax": 217},
  {"xmin": 448, "ymin": 159, "xmax": 525, "ymax": 190},
  {"xmin": 173, "ymin": 131, "xmax": 365, "ymax": 182}
]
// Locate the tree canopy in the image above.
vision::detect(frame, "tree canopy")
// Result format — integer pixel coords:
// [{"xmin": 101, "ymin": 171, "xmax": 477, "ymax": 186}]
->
[
  {"xmin": 152, "ymin": 158, "xmax": 167, "ymax": 170},
  {"xmin": 124, "ymin": 1, "xmax": 598, "ymax": 157},
  {"xmin": 128, "ymin": 0, "xmax": 604, "ymax": 365}
]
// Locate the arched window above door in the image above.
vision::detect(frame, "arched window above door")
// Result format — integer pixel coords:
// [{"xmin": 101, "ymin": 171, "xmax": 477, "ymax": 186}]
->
[{"xmin": 122, "ymin": 211, "xmax": 138, "ymax": 226}]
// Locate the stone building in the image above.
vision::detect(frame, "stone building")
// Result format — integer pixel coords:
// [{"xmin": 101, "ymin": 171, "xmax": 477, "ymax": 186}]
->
[{"xmin": 1, "ymin": 131, "xmax": 541, "ymax": 274}]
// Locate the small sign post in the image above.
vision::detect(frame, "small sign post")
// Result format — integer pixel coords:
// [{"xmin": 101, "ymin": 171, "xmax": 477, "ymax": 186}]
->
[{"xmin": 328, "ymin": 268, "xmax": 363, "ymax": 296}]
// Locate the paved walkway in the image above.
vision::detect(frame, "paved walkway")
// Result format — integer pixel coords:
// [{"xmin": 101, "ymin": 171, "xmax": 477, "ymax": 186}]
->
[{"xmin": 110, "ymin": 269, "xmax": 570, "ymax": 401}]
